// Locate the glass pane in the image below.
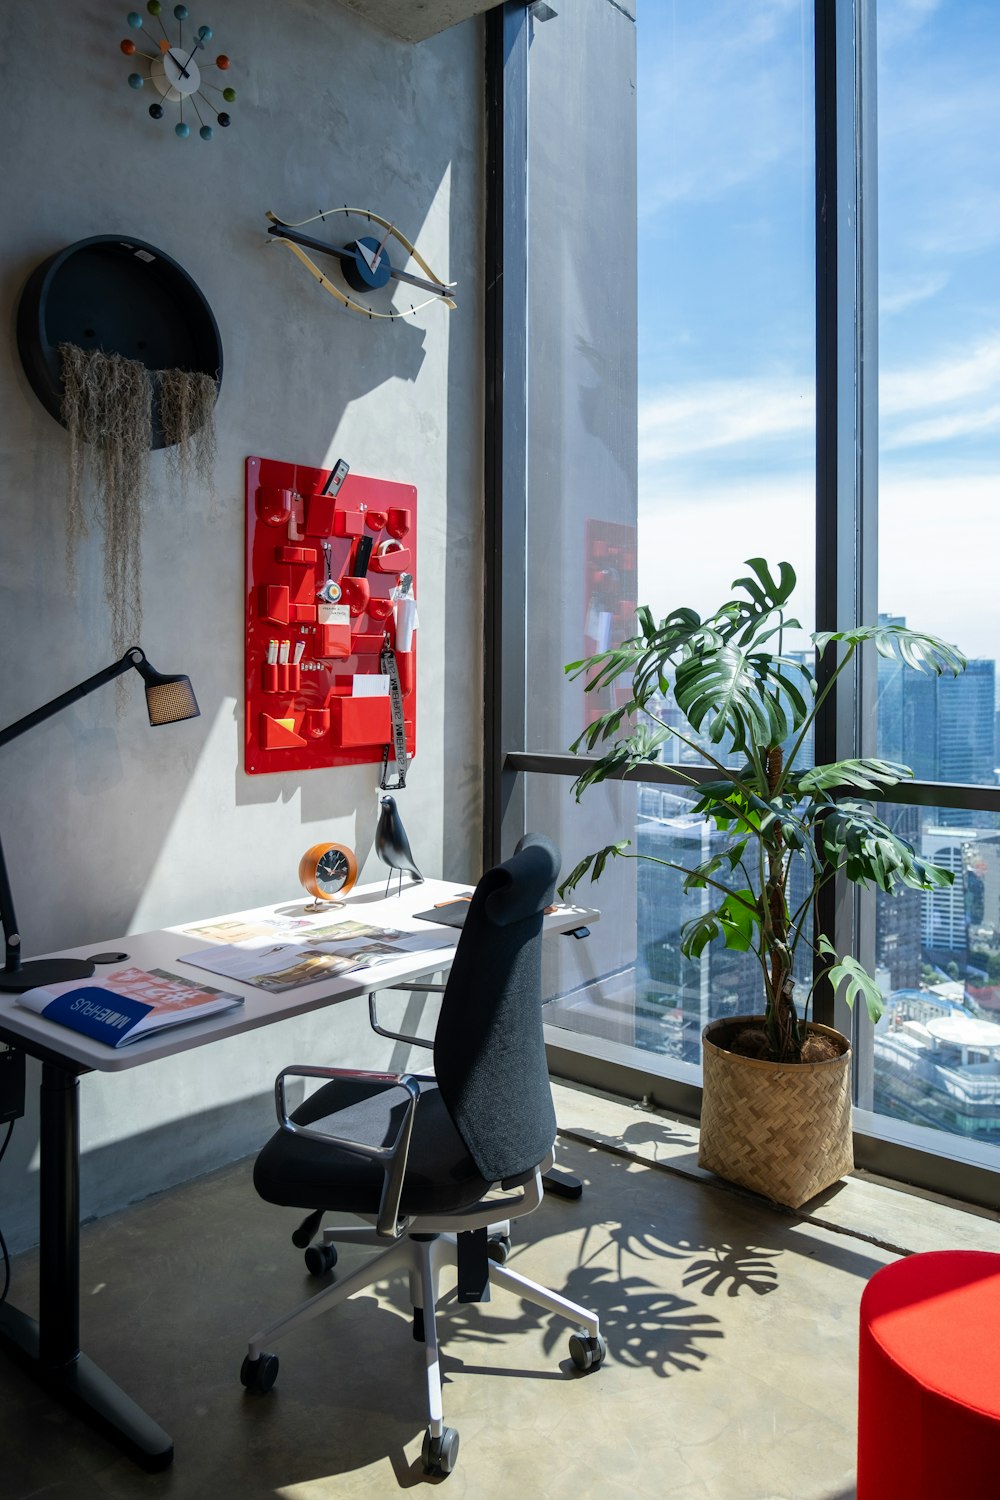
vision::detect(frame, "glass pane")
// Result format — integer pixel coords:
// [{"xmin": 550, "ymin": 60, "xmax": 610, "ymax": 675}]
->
[
  {"xmin": 872, "ymin": 803, "xmax": 1000, "ymax": 1156},
  {"xmin": 634, "ymin": 0, "xmax": 816, "ymax": 635},
  {"xmin": 524, "ymin": 0, "xmax": 817, "ymax": 759},
  {"xmin": 533, "ymin": 775, "xmax": 813, "ymax": 1071},
  {"xmin": 876, "ymin": 1, "xmax": 1000, "ymax": 779},
  {"xmin": 523, "ymin": 0, "xmax": 638, "ymax": 757},
  {"xmin": 522, "ymin": 1, "xmax": 817, "ymax": 1071}
]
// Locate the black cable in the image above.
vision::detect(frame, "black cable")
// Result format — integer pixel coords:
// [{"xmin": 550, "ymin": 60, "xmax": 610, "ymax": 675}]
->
[{"xmin": 0, "ymin": 1118, "xmax": 14, "ymax": 1305}]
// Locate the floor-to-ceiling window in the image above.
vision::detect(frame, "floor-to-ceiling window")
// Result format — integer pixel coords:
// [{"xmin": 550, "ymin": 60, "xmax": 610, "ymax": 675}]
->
[{"xmin": 491, "ymin": 0, "xmax": 1000, "ymax": 1193}]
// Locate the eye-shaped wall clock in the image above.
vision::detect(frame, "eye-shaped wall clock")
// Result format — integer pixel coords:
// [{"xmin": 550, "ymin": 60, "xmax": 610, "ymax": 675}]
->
[
  {"xmin": 119, "ymin": 3, "xmax": 235, "ymax": 140},
  {"xmin": 265, "ymin": 207, "xmax": 458, "ymax": 321}
]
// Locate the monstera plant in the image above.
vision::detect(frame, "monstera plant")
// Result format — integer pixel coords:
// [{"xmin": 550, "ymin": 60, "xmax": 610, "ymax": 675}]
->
[{"xmin": 559, "ymin": 559, "xmax": 966, "ymax": 1069}]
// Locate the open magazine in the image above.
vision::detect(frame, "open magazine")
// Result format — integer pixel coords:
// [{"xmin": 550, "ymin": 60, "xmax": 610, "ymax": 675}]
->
[
  {"xmin": 17, "ymin": 966, "xmax": 244, "ymax": 1048},
  {"xmin": 179, "ymin": 913, "xmax": 455, "ymax": 994}
]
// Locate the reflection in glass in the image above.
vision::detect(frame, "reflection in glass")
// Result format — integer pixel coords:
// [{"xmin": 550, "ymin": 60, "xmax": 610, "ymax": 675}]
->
[
  {"xmin": 874, "ymin": 805, "xmax": 1000, "ymax": 1147},
  {"xmin": 534, "ymin": 776, "xmax": 811, "ymax": 1071}
]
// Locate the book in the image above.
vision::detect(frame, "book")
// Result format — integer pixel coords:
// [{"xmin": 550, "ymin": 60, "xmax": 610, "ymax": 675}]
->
[
  {"xmin": 17, "ymin": 966, "xmax": 244, "ymax": 1048},
  {"xmin": 179, "ymin": 912, "xmax": 455, "ymax": 993}
]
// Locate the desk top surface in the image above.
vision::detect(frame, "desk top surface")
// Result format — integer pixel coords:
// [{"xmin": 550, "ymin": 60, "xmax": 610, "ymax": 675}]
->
[{"xmin": 0, "ymin": 879, "xmax": 597, "ymax": 1073}]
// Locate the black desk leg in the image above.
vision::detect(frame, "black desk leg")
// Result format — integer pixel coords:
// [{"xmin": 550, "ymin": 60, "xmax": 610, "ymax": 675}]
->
[{"xmin": 0, "ymin": 1061, "xmax": 173, "ymax": 1471}]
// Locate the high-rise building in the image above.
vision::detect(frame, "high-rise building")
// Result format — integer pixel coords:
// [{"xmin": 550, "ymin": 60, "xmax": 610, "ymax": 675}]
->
[{"xmin": 876, "ymin": 613, "xmax": 996, "ymax": 807}]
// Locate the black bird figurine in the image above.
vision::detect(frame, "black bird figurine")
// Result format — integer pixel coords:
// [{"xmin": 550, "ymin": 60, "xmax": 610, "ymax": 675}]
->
[{"xmin": 375, "ymin": 794, "xmax": 423, "ymax": 897}]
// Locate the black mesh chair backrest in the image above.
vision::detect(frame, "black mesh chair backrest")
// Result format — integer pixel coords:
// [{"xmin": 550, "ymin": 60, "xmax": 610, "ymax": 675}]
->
[{"xmin": 432, "ymin": 834, "xmax": 560, "ymax": 1185}]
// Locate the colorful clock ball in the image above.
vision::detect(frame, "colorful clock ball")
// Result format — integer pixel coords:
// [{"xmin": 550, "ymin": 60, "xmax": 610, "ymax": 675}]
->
[
  {"xmin": 217, "ymin": 111, "xmax": 230, "ymax": 126},
  {"xmin": 222, "ymin": 86, "xmax": 236, "ymax": 101},
  {"xmin": 175, "ymin": 120, "xmax": 190, "ymax": 137},
  {"xmin": 146, "ymin": 0, "xmax": 162, "ymax": 11},
  {"xmin": 127, "ymin": 11, "xmax": 143, "ymax": 27},
  {"xmin": 197, "ymin": 24, "xmax": 212, "ymax": 39},
  {"xmin": 158, "ymin": 36, "xmax": 170, "ymax": 50},
  {"xmin": 173, "ymin": 3, "xmax": 188, "ymax": 16},
  {"xmin": 199, "ymin": 124, "xmax": 213, "ymax": 139},
  {"xmin": 128, "ymin": 72, "xmax": 144, "ymax": 88},
  {"xmin": 149, "ymin": 102, "xmax": 164, "ymax": 118},
  {"xmin": 215, "ymin": 53, "xmax": 229, "ymax": 68},
  {"xmin": 120, "ymin": 38, "xmax": 136, "ymax": 53}
]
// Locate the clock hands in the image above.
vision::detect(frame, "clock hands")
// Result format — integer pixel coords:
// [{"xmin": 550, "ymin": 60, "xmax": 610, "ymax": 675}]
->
[
  {"xmin": 265, "ymin": 209, "xmax": 458, "ymax": 319},
  {"xmin": 267, "ymin": 222, "xmax": 454, "ymax": 299},
  {"xmin": 168, "ymin": 37, "xmax": 204, "ymax": 79}
]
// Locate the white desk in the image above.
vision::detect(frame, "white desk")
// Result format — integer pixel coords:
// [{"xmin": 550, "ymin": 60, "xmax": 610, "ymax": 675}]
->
[{"xmin": 0, "ymin": 879, "xmax": 596, "ymax": 1470}]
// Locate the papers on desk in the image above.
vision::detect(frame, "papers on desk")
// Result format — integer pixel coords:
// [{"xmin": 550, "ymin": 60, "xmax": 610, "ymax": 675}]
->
[
  {"xmin": 178, "ymin": 912, "xmax": 455, "ymax": 994},
  {"xmin": 17, "ymin": 967, "xmax": 244, "ymax": 1048}
]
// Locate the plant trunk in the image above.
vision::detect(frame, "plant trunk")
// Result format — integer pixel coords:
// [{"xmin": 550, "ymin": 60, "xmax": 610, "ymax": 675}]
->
[{"xmin": 764, "ymin": 746, "xmax": 801, "ymax": 1063}]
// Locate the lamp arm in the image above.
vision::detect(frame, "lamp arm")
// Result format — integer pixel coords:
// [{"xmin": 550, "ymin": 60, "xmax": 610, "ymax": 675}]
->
[
  {"xmin": 0, "ymin": 648, "xmax": 145, "ymax": 974},
  {"xmin": 0, "ymin": 648, "xmax": 144, "ymax": 752}
]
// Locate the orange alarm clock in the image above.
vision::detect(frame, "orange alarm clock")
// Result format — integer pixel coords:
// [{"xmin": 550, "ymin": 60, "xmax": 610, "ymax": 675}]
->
[{"xmin": 298, "ymin": 842, "xmax": 358, "ymax": 908}]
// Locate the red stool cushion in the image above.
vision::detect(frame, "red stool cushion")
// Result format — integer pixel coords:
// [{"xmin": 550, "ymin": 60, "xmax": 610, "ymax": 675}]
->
[{"xmin": 858, "ymin": 1250, "xmax": 1000, "ymax": 1499}]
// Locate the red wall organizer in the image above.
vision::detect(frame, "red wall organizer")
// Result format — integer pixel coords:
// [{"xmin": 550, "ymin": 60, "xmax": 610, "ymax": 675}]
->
[{"xmin": 245, "ymin": 454, "xmax": 417, "ymax": 775}]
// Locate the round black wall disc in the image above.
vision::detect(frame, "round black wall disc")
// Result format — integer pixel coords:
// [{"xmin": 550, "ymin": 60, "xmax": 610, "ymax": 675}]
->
[{"xmin": 16, "ymin": 234, "xmax": 223, "ymax": 450}]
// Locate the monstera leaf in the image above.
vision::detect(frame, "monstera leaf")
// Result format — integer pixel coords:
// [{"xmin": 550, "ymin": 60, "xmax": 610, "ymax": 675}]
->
[{"xmin": 813, "ymin": 623, "xmax": 966, "ymax": 677}]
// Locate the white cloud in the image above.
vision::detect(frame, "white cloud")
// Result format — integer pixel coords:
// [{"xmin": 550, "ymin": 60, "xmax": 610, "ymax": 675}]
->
[
  {"xmin": 885, "ymin": 403, "xmax": 1000, "ymax": 451},
  {"xmin": 637, "ymin": 473, "xmax": 815, "ymax": 640},
  {"xmin": 635, "ymin": 466, "xmax": 1000, "ymax": 664},
  {"xmin": 879, "ymin": 270, "xmax": 950, "ymax": 317},
  {"xmin": 639, "ymin": 375, "xmax": 813, "ymax": 464},
  {"xmin": 880, "ymin": 335, "xmax": 1000, "ymax": 417}
]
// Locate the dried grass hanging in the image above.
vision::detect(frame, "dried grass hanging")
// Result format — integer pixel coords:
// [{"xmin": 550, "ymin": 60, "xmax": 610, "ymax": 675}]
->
[
  {"xmin": 60, "ymin": 343, "xmax": 152, "ymax": 664},
  {"xmin": 58, "ymin": 348, "xmax": 219, "ymax": 700},
  {"xmin": 160, "ymin": 368, "xmax": 218, "ymax": 493}
]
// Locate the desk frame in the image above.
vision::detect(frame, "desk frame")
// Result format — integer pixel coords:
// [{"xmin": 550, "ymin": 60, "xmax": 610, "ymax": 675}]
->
[{"xmin": 0, "ymin": 881, "xmax": 595, "ymax": 1470}]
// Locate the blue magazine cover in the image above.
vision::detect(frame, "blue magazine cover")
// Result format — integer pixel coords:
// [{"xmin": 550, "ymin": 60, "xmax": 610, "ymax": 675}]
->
[{"xmin": 16, "ymin": 966, "xmax": 243, "ymax": 1047}]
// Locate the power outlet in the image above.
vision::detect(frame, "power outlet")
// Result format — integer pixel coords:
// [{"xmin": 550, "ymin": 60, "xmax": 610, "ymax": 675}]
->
[{"xmin": 0, "ymin": 1044, "xmax": 25, "ymax": 1123}]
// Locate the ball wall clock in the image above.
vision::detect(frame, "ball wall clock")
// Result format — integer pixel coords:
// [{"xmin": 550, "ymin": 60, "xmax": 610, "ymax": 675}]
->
[
  {"xmin": 119, "ymin": 3, "xmax": 235, "ymax": 140},
  {"xmin": 265, "ymin": 207, "xmax": 458, "ymax": 321}
]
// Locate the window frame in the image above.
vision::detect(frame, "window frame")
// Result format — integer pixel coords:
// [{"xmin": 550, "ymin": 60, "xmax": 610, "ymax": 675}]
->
[{"xmin": 484, "ymin": 0, "xmax": 1000, "ymax": 1209}]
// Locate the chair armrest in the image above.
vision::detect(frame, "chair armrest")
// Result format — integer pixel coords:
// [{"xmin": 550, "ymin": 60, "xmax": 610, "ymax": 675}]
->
[
  {"xmin": 274, "ymin": 1065, "xmax": 426, "ymax": 1239},
  {"xmin": 367, "ymin": 986, "xmax": 442, "ymax": 1050}
]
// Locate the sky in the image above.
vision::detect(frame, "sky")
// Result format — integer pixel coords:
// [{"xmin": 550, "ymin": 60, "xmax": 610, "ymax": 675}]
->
[{"xmin": 636, "ymin": 0, "xmax": 1000, "ymax": 668}]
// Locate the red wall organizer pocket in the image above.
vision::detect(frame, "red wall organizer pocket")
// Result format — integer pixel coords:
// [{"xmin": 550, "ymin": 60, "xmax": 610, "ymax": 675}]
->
[
  {"xmin": 333, "ymin": 507, "xmax": 366, "ymax": 538},
  {"xmin": 303, "ymin": 492, "xmax": 338, "ymax": 536},
  {"xmin": 329, "ymin": 695, "xmax": 392, "ymax": 748},
  {"xmin": 245, "ymin": 455, "xmax": 417, "ymax": 775}
]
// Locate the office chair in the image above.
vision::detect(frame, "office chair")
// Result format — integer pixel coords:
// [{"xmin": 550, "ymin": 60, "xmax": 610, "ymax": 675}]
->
[{"xmin": 240, "ymin": 834, "xmax": 606, "ymax": 1477}]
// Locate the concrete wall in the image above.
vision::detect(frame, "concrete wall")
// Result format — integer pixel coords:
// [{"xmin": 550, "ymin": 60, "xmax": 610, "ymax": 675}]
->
[{"xmin": 0, "ymin": 0, "xmax": 484, "ymax": 1251}]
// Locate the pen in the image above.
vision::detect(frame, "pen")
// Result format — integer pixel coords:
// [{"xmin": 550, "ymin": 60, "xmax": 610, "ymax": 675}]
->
[
  {"xmin": 278, "ymin": 640, "xmax": 290, "ymax": 665},
  {"xmin": 292, "ymin": 640, "xmax": 305, "ymax": 666},
  {"xmin": 266, "ymin": 640, "xmax": 279, "ymax": 665}
]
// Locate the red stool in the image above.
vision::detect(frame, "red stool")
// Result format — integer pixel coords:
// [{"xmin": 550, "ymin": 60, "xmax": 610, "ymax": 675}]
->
[{"xmin": 858, "ymin": 1250, "xmax": 1000, "ymax": 1499}]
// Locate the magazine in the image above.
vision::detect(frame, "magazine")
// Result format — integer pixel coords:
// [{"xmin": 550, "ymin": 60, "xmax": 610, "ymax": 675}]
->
[
  {"xmin": 179, "ymin": 915, "xmax": 455, "ymax": 993},
  {"xmin": 17, "ymin": 966, "xmax": 244, "ymax": 1048}
]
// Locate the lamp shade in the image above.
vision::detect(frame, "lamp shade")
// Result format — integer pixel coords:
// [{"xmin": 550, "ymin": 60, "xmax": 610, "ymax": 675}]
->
[{"xmin": 143, "ymin": 672, "xmax": 200, "ymax": 726}]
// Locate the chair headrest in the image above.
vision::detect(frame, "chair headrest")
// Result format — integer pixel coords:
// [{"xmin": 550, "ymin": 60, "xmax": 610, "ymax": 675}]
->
[{"xmin": 483, "ymin": 833, "xmax": 560, "ymax": 927}]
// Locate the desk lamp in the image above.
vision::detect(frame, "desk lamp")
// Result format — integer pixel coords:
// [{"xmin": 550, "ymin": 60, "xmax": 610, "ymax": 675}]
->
[{"xmin": 0, "ymin": 646, "xmax": 199, "ymax": 993}]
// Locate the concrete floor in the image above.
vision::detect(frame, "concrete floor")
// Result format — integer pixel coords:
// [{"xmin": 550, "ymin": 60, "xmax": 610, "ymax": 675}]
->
[{"xmin": 2, "ymin": 1083, "xmax": 998, "ymax": 1500}]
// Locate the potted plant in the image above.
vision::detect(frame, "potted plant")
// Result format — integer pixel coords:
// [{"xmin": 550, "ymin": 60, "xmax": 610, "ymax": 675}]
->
[{"xmin": 559, "ymin": 559, "xmax": 966, "ymax": 1208}]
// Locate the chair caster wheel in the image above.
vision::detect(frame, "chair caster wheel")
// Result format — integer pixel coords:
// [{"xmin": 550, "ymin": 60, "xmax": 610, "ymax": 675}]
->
[
  {"xmin": 422, "ymin": 1424, "xmax": 459, "ymax": 1476},
  {"xmin": 304, "ymin": 1242, "xmax": 338, "ymax": 1275},
  {"xmin": 487, "ymin": 1234, "xmax": 511, "ymax": 1264},
  {"xmin": 240, "ymin": 1352, "xmax": 279, "ymax": 1393},
  {"xmin": 568, "ymin": 1331, "xmax": 607, "ymax": 1372}
]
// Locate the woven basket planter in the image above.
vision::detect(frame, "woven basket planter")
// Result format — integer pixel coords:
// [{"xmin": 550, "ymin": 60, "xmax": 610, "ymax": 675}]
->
[{"xmin": 698, "ymin": 1015, "xmax": 854, "ymax": 1210}]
